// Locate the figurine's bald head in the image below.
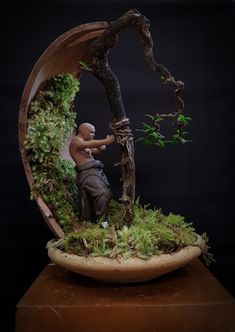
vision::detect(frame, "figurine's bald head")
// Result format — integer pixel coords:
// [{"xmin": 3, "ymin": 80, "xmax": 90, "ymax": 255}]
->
[{"xmin": 78, "ymin": 123, "xmax": 95, "ymax": 141}]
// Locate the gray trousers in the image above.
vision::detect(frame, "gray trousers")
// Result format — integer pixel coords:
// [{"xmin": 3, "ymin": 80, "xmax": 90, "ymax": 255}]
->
[{"xmin": 76, "ymin": 160, "xmax": 111, "ymax": 221}]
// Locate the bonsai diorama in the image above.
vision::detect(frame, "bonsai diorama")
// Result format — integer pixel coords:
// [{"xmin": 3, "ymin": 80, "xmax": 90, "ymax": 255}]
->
[{"xmin": 19, "ymin": 9, "xmax": 213, "ymax": 283}]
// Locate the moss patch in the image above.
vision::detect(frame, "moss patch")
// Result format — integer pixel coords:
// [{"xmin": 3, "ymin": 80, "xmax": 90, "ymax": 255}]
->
[
  {"xmin": 61, "ymin": 200, "xmax": 201, "ymax": 260},
  {"xmin": 24, "ymin": 73, "xmax": 80, "ymax": 232}
]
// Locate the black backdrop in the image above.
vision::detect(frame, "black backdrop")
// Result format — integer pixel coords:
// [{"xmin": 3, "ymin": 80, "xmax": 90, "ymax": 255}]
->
[{"xmin": 1, "ymin": 1, "xmax": 235, "ymax": 330}]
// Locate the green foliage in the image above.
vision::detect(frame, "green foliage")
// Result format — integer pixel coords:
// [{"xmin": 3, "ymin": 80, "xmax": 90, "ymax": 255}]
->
[
  {"xmin": 25, "ymin": 74, "xmax": 79, "ymax": 165},
  {"xmin": 24, "ymin": 73, "xmax": 80, "ymax": 231},
  {"xmin": 63, "ymin": 224, "xmax": 112, "ymax": 256},
  {"xmin": 62, "ymin": 199, "xmax": 206, "ymax": 260},
  {"xmin": 136, "ymin": 122, "xmax": 165, "ymax": 147},
  {"xmin": 136, "ymin": 113, "xmax": 192, "ymax": 148},
  {"xmin": 171, "ymin": 129, "xmax": 188, "ymax": 144},
  {"xmin": 177, "ymin": 114, "xmax": 191, "ymax": 126},
  {"xmin": 79, "ymin": 60, "xmax": 92, "ymax": 71}
]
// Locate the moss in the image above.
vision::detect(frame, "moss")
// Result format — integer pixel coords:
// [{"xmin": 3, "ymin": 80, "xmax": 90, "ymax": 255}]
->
[
  {"xmin": 24, "ymin": 73, "xmax": 80, "ymax": 231},
  {"xmin": 61, "ymin": 199, "xmax": 209, "ymax": 260},
  {"xmin": 199, "ymin": 233, "xmax": 216, "ymax": 266}
]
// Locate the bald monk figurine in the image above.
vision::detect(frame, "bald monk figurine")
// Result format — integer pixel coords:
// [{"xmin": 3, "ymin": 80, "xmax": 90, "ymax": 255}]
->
[{"xmin": 69, "ymin": 123, "xmax": 115, "ymax": 222}]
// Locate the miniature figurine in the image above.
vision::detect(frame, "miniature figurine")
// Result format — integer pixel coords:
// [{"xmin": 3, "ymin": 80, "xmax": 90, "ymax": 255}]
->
[{"xmin": 69, "ymin": 123, "xmax": 115, "ymax": 222}]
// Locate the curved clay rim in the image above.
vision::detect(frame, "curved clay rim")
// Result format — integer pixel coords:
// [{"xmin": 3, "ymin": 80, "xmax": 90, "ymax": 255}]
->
[
  {"xmin": 18, "ymin": 22, "xmax": 108, "ymax": 238},
  {"xmin": 47, "ymin": 234, "xmax": 204, "ymax": 283}
]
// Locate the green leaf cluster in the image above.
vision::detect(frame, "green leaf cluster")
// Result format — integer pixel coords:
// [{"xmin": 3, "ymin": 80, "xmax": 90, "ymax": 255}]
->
[
  {"xmin": 171, "ymin": 129, "xmax": 189, "ymax": 144},
  {"xmin": 136, "ymin": 119, "xmax": 165, "ymax": 148},
  {"xmin": 79, "ymin": 60, "xmax": 92, "ymax": 71},
  {"xmin": 24, "ymin": 73, "xmax": 80, "ymax": 231},
  {"xmin": 177, "ymin": 114, "xmax": 191, "ymax": 126},
  {"xmin": 136, "ymin": 113, "xmax": 192, "ymax": 148}
]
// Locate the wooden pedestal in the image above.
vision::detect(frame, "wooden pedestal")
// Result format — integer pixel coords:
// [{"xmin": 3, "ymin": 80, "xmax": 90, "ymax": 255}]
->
[{"xmin": 15, "ymin": 259, "xmax": 235, "ymax": 332}]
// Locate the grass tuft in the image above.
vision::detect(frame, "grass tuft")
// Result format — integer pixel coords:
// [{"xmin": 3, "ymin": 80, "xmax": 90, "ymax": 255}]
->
[{"xmin": 61, "ymin": 199, "xmax": 214, "ymax": 262}]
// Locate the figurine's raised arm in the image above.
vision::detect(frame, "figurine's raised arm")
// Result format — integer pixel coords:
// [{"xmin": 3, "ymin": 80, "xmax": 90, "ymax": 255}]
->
[
  {"xmin": 69, "ymin": 123, "xmax": 115, "ymax": 166},
  {"xmin": 90, "ymin": 135, "xmax": 114, "ymax": 155}
]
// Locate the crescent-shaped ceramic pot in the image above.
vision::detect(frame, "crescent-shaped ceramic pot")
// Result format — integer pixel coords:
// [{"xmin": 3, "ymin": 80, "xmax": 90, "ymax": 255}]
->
[
  {"xmin": 19, "ymin": 21, "xmax": 203, "ymax": 283},
  {"xmin": 19, "ymin": 21, "xmax": 108, "ymax": 238}
]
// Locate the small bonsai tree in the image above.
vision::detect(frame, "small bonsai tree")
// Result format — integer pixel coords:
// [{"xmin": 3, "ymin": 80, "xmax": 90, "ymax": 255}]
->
[{"xmin": 86, "ymin": 9, "xmax": 190, "ymax": 224}]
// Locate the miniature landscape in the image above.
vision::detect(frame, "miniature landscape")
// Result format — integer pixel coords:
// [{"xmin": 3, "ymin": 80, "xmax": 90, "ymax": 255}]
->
[
  {"xmin": 19, "ymin": 9, "xmax": 216, "ymax": 284},
  {"xmin": 24, "ymin": 72, "xmax": 212, "ymax": 265}
]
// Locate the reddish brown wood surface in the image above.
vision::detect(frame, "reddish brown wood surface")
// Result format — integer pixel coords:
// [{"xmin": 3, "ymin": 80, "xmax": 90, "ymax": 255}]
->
[
  {"xmin": 15, "ymin": 259, "xmax": 235, "ymax": 332},
  {"xmin": 19, "ymin": 22, "xmax": 108, "ymax": 238}
]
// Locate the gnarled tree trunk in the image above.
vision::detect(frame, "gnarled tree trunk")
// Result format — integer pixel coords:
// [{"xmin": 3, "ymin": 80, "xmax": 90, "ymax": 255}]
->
[{"xmin": 89, "ymin": 9, "xmax": 184, "ymax": 223}]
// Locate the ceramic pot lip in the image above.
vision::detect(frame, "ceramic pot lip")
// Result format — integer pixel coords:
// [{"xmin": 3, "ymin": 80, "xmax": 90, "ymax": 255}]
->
[
  {"xmin": 47, "ymin": 233, "xmax": 204, "ymax": 282},
  {"xmin": 47, "ymin": 233, "xmax": 203, "ymax": 265}
]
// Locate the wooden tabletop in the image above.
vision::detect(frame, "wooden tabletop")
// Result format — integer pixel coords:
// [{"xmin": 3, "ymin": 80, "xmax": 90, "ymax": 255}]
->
[{"xmin": 16, "ymin": 259, "xmax": 235, "ymax": 332}]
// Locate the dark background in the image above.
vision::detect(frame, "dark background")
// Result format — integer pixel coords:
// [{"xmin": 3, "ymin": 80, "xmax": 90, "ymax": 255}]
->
[{"xmin": 1, "ymin": 0, "xmax": 235, "ymax": 331}]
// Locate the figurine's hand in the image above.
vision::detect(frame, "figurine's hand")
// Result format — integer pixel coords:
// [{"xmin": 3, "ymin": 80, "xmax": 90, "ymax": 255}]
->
[
  {"xmin": 99, "ymin": 145, "xmax": 106, "ymax": 151},
  {"xmin": 106, "ymin": 135, "xmax": 115, "ymax": 144}
]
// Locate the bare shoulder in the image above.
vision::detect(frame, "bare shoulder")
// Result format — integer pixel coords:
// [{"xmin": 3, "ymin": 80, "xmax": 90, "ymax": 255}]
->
[{"xmin": 70, "ymin": 136, "xmax": 84, "ymax": 149}]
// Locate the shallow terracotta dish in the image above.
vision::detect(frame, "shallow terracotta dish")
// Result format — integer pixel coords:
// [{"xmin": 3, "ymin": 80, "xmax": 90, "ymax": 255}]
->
[{"xmin": 48, "ymin": 234, "xmax": 203, "ymax": 283}]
